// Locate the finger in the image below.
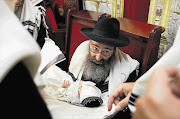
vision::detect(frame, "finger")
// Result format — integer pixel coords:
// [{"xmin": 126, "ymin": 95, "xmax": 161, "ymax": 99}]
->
[
  {"xmin": 114, "ymin": 97, "xmax": 120, "ymax": 105},
  {"xmin": 68, "ymin": 81, "xmax": 71, "ymax": 85},
  {"xmin": 148, "ymin": 66, "xmax": 179, "ymax": 89},
  {"xmin": 108, "ymin": 86, "xmax": 124, "ymax": 111},
  {"xmin": 66, "ymin": 81, "xmax": 68, "ymax": 85},
  {"xmin": 108, "ymin": 87, "xmax": 123, "ymax": 111},
  {"xmin": 65, "ymin": 80, "xmax": 69, "ymax": 85},
  {"xmin": 170, "ymin": 72, "xmax": 180, "ymax": 97},
  {"xmin": 115, "ymin": 92, "xmax": 131, "ymax": 111},
  {"xmin": 108, "ymin": 95, "xmax": 115, "ymax": 111},
  {"xmin": 150, "ymin": 66, "xmax": 179, "ymax": 83}
]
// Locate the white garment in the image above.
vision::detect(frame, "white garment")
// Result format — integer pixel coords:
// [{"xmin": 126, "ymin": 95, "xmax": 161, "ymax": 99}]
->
[
  {"xmin": 39, "ymin": 38, "xmax": 65, "ymax": 74},
  {"xmin": 20, "ymin": 0, "xmax": 46, "ymax": 40},
  {"xmin": 69, "ymin": 40, "xmax": 139, "ymax": 94},
  {"xmin": 41, "ymin": 65, "xmax": 102, "ymax": 105},
  {"xmin": 0, "ymin": 0, "xmax": 41, "ymax": 81},
  {"xmin": 41, "ymin": 65, "xmax": 79, "ymax": 104},
  {"xmin": 30, "ymin": 0, "xmax": 43, "ymax": 6}
]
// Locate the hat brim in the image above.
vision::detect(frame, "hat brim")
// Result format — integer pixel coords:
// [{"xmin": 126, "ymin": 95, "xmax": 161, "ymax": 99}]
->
[{"xmin": 80, "ymin": 28, "xmax": 130, "ymax": 47}]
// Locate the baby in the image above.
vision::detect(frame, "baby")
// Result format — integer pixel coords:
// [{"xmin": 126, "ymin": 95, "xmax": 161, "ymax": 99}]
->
[
  {"xmin": 41, "ymin": 65, "xmax": 103, "ymax": 107},
  {"xmin": 60, "ymin": 80, "xmax": 103, "ymax": 107}
]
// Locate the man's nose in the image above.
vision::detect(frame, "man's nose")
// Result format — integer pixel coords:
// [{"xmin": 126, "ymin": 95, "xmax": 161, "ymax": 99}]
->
[{"xmin": 95, "ymin": 53, "xmax": 103, "ymax": 61}]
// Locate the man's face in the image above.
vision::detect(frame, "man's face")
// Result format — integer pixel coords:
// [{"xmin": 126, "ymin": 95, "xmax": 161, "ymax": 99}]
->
[
  {"xmin": 82, "ymin": 40, "xmax": 115, "ymax": 83},
  {"xmin": 89, "ymin": 40, "xmax": 114, "ymax": 64}
]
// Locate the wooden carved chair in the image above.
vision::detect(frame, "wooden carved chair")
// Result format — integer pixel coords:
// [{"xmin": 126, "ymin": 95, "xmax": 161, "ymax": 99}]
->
[{"xmin": 64, "ymin": 10, "xmax": 165, "ymax": 77}]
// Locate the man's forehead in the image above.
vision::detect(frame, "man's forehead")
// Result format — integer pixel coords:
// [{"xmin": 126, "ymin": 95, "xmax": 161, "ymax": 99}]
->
[{"xmin": 90, "ymin": 40, "xmax": 114, "ymax": 49}]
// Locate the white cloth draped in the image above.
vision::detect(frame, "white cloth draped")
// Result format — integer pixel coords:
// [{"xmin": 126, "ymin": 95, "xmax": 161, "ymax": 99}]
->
[
  {"xmin": 41, "ymin": 65, "xmax": 80, "ymax": 104},
  {"xmin": 69, "ymin": 40, "xmax": 139, "ymax": 94},
  {"xmin": 38, "ymin": 38, "xmax": 65, "ymax": 74},
  {"xmin": 0, "ymin": 1, "xmax": 41, "ymax": 80},
  {"xmin": 41, "ymin": 64, "xmax": 103, "ymax": 105}
]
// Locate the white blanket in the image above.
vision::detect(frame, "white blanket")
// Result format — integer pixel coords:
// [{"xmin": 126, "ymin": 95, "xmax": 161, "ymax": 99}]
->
[
  {"xmin": 69, "ymin": 40, "xmax": 139, "ymax": 94},
  {"xmin": 39, "ymin": 65, "xmax": 117, "ymax": 119},
  {"xmin": 39, "ymin": 38, "xmax": 66, "ymax": 74},
  {"xmin": 41, "ymin": 65, "xmax": 80, "ymax": 104}
]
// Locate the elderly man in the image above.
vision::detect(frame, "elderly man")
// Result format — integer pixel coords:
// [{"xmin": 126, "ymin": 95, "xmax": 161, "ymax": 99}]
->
[
  {"xmin": 40, "ymin": 16, "xmax": 139, "ymax": 109},
  {"xmin": 69, "ymin": 16, "xmax": 139, "ymax": 94}
]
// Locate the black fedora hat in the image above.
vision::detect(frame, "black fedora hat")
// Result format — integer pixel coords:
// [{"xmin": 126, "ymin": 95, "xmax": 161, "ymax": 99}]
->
[{"xmin": 80, "ymin": 16, "xmax": 130, "ymax": 47}]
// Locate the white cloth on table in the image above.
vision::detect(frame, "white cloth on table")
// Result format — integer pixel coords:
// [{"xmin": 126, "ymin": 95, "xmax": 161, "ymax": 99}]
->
[{"xmin": 39, "ymin": 64, "xmax": 117, "ymax": 118}]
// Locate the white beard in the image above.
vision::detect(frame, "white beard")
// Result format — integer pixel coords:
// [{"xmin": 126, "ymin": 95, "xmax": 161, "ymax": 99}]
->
[{"xmin": 82, "ymin": 54, "xmax": 114, "ymax": 83}]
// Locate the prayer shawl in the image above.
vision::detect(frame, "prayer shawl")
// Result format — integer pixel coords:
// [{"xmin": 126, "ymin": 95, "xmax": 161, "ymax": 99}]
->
[
  {"xmin": 69, "ymin": 40, "xmax": 139, "ymax": 94},
  {"xmin": 38, "ymin": 38, "xmax": 66, "ymax": 74},
  {"xmin": 19, "ymin": 1, "xmax": 64, "ymax": 74},
  {"xmin": 0, "ymin": 1, "xmax": 41, "ymax": 80},
  {"xmin": 128, "ymin": 26, "xmax": 180, "ymax": 115},
  {"xmin": 30, "ymin": 0, "xmax": 43, "ymax": 6},
  {"xmin": 20, "ymin": 0, "xmax": 47, "ymax": 40}
]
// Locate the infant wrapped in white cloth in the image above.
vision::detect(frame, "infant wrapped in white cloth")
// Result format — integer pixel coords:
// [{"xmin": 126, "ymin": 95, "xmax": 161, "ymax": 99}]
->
[{"xmin": 41, "ymin": 65, "xmax": 103, "ymax": 107}]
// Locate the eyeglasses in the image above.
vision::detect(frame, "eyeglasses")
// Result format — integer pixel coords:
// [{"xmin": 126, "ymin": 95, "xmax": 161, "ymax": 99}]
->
[{"xmin": 89, "ymin": 45, "xmax": 113, "ymax": 57}]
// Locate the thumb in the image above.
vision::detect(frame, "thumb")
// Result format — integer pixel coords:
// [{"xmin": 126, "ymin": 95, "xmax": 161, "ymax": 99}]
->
[{"xmin": 115, "ymin": 92, "xmax": 131, "ymax": 111}]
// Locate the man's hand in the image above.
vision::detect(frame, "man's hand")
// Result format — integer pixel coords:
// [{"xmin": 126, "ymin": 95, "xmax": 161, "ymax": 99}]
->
[
  {"xmin": 108, "ymin": 82, "xmax": 135, "ymax": 111},
  {"xmin": 133, "ymin": 66, "xmax": 180, "ymax": 119}
]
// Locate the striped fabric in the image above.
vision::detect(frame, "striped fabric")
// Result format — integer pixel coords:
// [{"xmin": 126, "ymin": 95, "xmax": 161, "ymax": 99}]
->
[
  {"xmin": 19, "ymin": 0, "xmax": 46, "ymax": 40},
  {"xmin": 128, "ymin": 92, "xmax": 140, "ymax": 117}
]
